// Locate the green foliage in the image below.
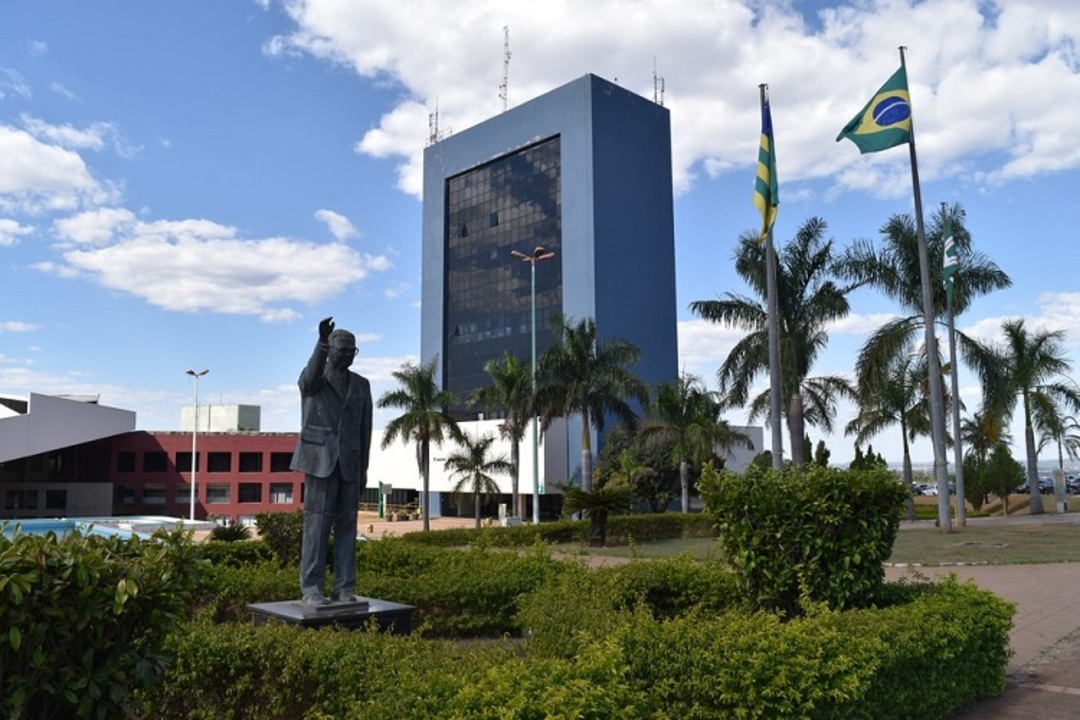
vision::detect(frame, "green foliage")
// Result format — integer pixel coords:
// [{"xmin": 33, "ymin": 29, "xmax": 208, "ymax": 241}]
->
[
  {"xmin": 146, "ymin": 572, "xmax": 1012, "ymax": 720},
  {"xmin": 193, "ymin": 562, "xmax": 299, "ymax": 623},
  {"xmin": 700, "ymin": 463, "xmax": 908, "ymax": 616},
  {"xmin": 849, "ymin": 443, "xmax": 888, "ymax": 470},
  {"xmin": 254, "ymin": 510, "xmax": 304, "ymax": 566},
  {"xmin": 0, "ymin": 527, "xmax": 202, "ymax": 720},
  {"xmin": 209, "ymin": 523, "xmax": 253, "ymax": 542},
  {"xmin": 965, "ymin": 441, "xmax": 1024, "ymax": 513},
  {"xmin": 597, "ymin": 422, "xmax": 680, "ymax": 512},
  {"xmin": 195, "ymin": 538, "xmax": 275, "ymax": 568},
  {"xmin": 813, "ymin": 438, "xmax": 832, "ymax": 467}
]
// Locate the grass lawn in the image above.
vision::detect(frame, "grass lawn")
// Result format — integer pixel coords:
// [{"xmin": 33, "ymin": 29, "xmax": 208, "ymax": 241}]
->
[{"xmin": 571, "ymin": 496, "xmax": 1080, "ymax": 566}]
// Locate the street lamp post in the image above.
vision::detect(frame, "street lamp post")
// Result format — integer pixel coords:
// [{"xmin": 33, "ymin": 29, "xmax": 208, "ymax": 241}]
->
[
  {"xmin": 185, "ymin": 369, "xmax": 209, "ymax": 522},
  {"xmin": 511, "ymin": 246, "xmax": 555, "ymax": 524}
]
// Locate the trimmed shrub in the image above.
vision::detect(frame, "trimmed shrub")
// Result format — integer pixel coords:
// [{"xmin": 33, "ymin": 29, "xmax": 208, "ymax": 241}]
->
[
  {"xmin": 193, "ymin": 562, "xmax": 299, "ymax": 623},
  {"xmin": 144, "ymin": 576, "xmax": 1012, "ymax": 720},
  {"xmin": 254, "ymin": 509, "xmax": 304, "ymax": 566},
  {"xmin": 0, "ymin": 527, "xmax": 201, "ymax": 720},
  {"xmin": 700, "ymin": 463, "xmax": 908, "ymax": 616},
  {"xmin": 196, "ymin": 538, "xmax": 275, "ymax": 568},
  {"xmin": 606, "ymin": 511, "xmax": 715, "ymax": 542}
]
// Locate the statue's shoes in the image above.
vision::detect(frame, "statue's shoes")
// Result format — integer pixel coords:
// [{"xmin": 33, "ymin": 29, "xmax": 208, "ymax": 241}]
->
[
  {"xmin": 302, "ymin": 594, "xmax": 331, "ymax": 606},
  {"xmin": 331, "ymin": 592, "xmax": 358, "ymax": 603}
]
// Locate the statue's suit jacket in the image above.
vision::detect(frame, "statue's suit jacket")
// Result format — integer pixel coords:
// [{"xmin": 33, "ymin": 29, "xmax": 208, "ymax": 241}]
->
[{"xmin": 289, "ymin": 341, "xmax": 373, "ymax": 486}]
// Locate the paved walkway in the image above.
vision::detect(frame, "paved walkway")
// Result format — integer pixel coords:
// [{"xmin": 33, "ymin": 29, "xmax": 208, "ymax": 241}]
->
[{"xmin": 357, "ymin": 512, "xmax": 1080, "ymax": 717}]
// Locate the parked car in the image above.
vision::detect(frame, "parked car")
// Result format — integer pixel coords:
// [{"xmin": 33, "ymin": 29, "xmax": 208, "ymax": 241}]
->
[{"xmin": 920, "ymin": 483, "xmax": 939, "ymax": 496}]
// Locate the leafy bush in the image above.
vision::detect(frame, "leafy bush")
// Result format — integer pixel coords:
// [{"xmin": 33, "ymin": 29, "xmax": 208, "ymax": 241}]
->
[
  {"xmin": 193, "ymin": 562, "xmax": 299, "ymax": 623},
  {"xmin": 399, "ymin": 513, "xmax": 715, "ymax": 548},
  {"xmin": 0, "ymin": 527, "xmax": 202, "ymax": 720},
  {"xmin": 144, "ymin": 576, "xmax": 1012, "ymax": 720},
  {"xmin": 254, "ymin": 509, "xmax": 304, "ymax": 566},
  {"xmin": 197, "ymin": 538, "xmax": 275, "ymax": 567},
  {"xmin": 700, "ymin": 463, "xmax": 908, "ymax": 616},
  {"xmin": 209, "ymin": 523, "xmax": 252, "ymax": 542}
]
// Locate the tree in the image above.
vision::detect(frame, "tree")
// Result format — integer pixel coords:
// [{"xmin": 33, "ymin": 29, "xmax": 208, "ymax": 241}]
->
[
  {"xmin": 468, "ymin": 351, "xmax": 533, "ymax": 519},
  {"xmin": 537, "ymin": 315, "xmax": 648, "ymax": 493},
  {"xmin": 378, "ymin": 357, "xmax": 463, "ymax": 532},
  {"xmin": 639, "ymin": 374, "xmax": 752, "ymax": 513},
  {"xmin": 1035, "ymin": 409, "xmax": 1080, "ymax": 473},
  {"xmin": 961, "ymin": 408, "xmax": 1013, "ymax": 464},
  {"xmin": 835, "ymin": 205, "xmax": 1011, "ymax": 406},
  {"xmin": 442, "ymin": 433, "xmax": 514, "ymax": 529},
  {"xmin": 595, "ymin": 423, "xmax": 679, "ymax": 513},
  {"xmin": 845, "ymin": 345, "xmax": 934, "ymax": 520},
  {"xmin": 690, "ymin": 218, "xmax": 855, "ymax": 466},
  {"xmin": 812, "ymin": 439, "xmax": 831, "ymax": 468},
  {"xmin": 965, "ymin": 442, "xmax": 1024, "ymax": 515},
  {"xmin": 986, "ymin": 319, "xmax": 1080, "ymax": 514},
  {"xmin": 559, "ymin": 476, "xmax": 634, "ymax": 546}
]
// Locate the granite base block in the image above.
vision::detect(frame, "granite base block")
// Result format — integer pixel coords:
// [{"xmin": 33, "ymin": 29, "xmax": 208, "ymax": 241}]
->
[{"xmin": 247, "ymin": 596, "xmax": 415, "ymax": 634}]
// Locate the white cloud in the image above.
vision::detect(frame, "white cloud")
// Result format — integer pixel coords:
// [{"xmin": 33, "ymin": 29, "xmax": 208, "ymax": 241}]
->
[
  {"xmin": 0, "ymin": 68, "xmax": 31, "ymax": 99},
  {"xmin": 0, "ymin": 218, "xmax": 34, "ymax": 246},
  {"xmin": 43, "ymin": 210, "xmax": 389, "ymax": 322},
  {"xmin": 269, "ymin": 0, "xmax": 1080, "ymax": 199},
  {"xmin": 50, "ymin": 82, "xmax": 77, "ymax": 100},
  {"xmin": 314, "ymin": 208, "xmax": 360, "ymax": 241},
  {"xmin": 1, "ymin": 321, "xmax": 37, "ymax": 332},
  {"xmin": 0, "ymin": 124, "xmax": 110, "ymax": 213},
  {"xmin": 27, "ymin": 40, "xmax": 47, "ymax": 58},
  {"xmin": 20, "ymin": 115, "xmax": 112, "ymax": 151}
]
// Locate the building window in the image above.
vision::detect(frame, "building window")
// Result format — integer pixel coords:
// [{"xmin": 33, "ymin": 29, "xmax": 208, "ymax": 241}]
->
[
  {"xmin": 143, "ymin": 452, "xmax": 168, "ymax": 473},
  {"xmin": 270, "ymin": 452, "xmax": 293, "ymax": 472},
  {"xmin": 45, "ymin": 489, "xmax": 67, "ymax": 510},
  {"xmin": 142, "ymin": 485, "xmax": 167, "ymax": 505},
  {"xmin": 238, "ymin": 514, "xmax": 256, "ymax": 527},
  {"xmin": 270, "ymin": 482, "xmax": 294, "ymax": 504},
  {"xmin": 117, "ymin": 451, "xmax": 136, "ymax": 473},
  {"xmin": 116, "ymin": 485, "xmax": 135, "ymax": 505},
  {"xmin": 175, "ymin": 485, "xmax": 192, "ymax": 504},
  {"xmin": 4, "ymin": 489, "xmax": 38, "ymax": 510},
  {"xmin": 206, "ymin": 484, "xmax": 230, "ymax": 504},
  {"xmin": 238, "ymin": 483, "xmax": 262, "ymax": 503},
  {"xmin": 239, "ymin": 452, "xmax": 263, "ymax": 473},
  {"xmin": 176, "ymin": 452, "xmax": 199, "ymax": 472},
  {"xmin": 207, "ymin": 452, "xmax": 231, "ymax": 473}
]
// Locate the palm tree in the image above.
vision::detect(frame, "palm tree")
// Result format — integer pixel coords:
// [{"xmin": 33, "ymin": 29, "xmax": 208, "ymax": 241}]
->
[
  {"xmin": 690, "ymin": 217, "xmax": 855, "ymax": 466},
  {"xmin": 961, "ymin": 408, "xmax": 1013, "ymax": 464},
  {"xmin": 559, "ymin": 476, "xmax": 634, "ymax": 546},
  {"xmin": 987, "ymin": 319, "xmax": 1080, "ymax": 514},
  {"xmin": 537, "ymin": 315, "xmax": 648, "ymax": 492},
  {"xmin": 1037, "ymin": 412, "xmax": 1080, "ymax": 473},
  {"xmin": 835, "ymin": 205, "xmax": 1010, "ymax": 414},
  {"xmin": 846, "ymin": 346, "xmax": 933, "ymax": 520},
  {"xmin": 378, "ymin": 357, "xmax": 463, "ymax": 532},
  {"xmin": 443, "ymin": 433, "xmax": 514, "ymax": 529},
  {"xmin": 468, "ymin": 352, "xmax": 533, "ymax": 519},
  {"xmin": 640, "ymin": 374, "xmax": 753, "ymax": 513}
]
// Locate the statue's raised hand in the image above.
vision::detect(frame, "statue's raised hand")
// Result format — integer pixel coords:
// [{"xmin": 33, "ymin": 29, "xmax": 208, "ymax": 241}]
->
[{"xmin": 318, "ymin": 317, "xmax": 335, "ymax": 343}]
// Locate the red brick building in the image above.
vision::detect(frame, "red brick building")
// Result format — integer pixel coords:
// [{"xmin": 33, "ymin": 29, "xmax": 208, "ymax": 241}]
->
[{"xmin": 107, "ymin": 431, "xmax": 303, "ymax": 525}]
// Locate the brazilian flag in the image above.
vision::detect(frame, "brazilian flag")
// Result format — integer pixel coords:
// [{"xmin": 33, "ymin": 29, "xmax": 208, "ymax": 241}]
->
[{"xmin": 836, "ymin": 66, "xmax": 911, "ymax": 153}]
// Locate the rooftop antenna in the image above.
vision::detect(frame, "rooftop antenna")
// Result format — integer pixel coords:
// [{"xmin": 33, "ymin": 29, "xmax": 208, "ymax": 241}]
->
[
  {"xmin": 427, "ymin": 98, "xmax": 451, "ymax": 146},
  {"xmin": 499, "ymin": 25, "xmax": 511, "ymax": 112},
  {"xmin": 653, "ymin": 57, "xmax": 665, "ymax": 106}
]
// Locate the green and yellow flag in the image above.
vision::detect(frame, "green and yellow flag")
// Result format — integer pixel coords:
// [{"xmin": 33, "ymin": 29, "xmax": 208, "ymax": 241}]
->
[
  {"xmin": 754, "ymin": 93, "xmax": 778, "ymax": 240},
  {"xmin": 942, "ymin": 211, "xmax": 959, "ymax": 305},
  {"xmin": 836, "ymin": 66, "xmax": 912, "ymax": 153}
]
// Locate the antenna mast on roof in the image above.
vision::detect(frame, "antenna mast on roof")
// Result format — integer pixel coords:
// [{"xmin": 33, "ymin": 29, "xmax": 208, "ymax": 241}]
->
[
  {"xmin": 427, "ymin": 99, "xmax": 451, "ymax": 146},
  {"xmin": 499, "ymin": 26, "xmax": 511, "ymax": 112},
  {"xmin": 653, "ymin": 57, "xmax": 665, "ymax": 106}
]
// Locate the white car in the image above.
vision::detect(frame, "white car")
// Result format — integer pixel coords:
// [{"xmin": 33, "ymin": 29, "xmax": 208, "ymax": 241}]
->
[{"xmin": 919, "ymin": 483, "xmax": 938, "ymax": 496}]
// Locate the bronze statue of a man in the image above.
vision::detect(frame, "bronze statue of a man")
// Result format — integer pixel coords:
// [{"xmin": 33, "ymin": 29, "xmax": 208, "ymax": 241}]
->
[{"xmin": 290, "ymin": 316, "xmax": 373, "ymax": 604}]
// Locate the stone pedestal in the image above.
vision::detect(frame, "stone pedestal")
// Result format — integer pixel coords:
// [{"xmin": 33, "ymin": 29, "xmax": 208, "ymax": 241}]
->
[{"xmin": 247, "ymin": 596, "xmax": 415, "ymax": 635}]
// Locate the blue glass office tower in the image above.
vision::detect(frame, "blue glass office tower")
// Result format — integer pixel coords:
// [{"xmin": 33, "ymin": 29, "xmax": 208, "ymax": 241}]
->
[{"xmin": 421, "ymin": 73, "xmax": 678, "ymax": 473}]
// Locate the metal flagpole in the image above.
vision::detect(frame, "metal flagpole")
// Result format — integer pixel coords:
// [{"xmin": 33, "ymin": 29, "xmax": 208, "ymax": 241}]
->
[
  {"xmin": 759, "ymin": 84, "xmax": 784, "ymax": 470},
  {"xmin": 942, "ymin": 202, "xmax": 966, "ymax": 527},
  {"xmin": 901, "ymin": 46, "xmax": 952, "ymax": 532}
]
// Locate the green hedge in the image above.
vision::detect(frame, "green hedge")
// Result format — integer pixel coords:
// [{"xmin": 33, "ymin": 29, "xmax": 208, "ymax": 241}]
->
[
  {"xmin": 700, "ymin": 463, "xmax": 908, "ymax": 616},
  {"xmin": 143, "ymin": 576, "xmax": 1012, "ymax": 719},
  {"xmin": 0, "ymin": 527, "xmax": 201, "ymax": 720},
  {"xmin": 399, "ymin": 513, "xmax": 715, "ymax": 548}
]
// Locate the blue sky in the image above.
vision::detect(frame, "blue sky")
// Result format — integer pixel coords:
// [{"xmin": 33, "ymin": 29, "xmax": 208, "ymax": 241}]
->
[{"xmin": 2, "ymin": 0, "xmax": 1078, "ymax": 467}]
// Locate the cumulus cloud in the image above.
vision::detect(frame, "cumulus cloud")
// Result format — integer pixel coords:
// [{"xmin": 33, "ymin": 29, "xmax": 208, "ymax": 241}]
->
[
  {"xmin": 267, "ymin": 0, "xmax": 1080, "ymax": 199},
  {"xmin": 42, "ymin": 209, "xmax": 389, "ymax": 322},
  {"xmin": 0, "ymin": 124, "xmax": 110, "ymax": 213}
]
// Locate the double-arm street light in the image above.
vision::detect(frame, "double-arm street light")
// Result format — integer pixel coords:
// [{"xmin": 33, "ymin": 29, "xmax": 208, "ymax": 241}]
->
[
  {"xmin": 511, "ymin": 246, "xmax": 555, "ymax": 524},
  {"xmin": 185, "ymin": 369, "xmax": 209, "ymax": 522}
]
